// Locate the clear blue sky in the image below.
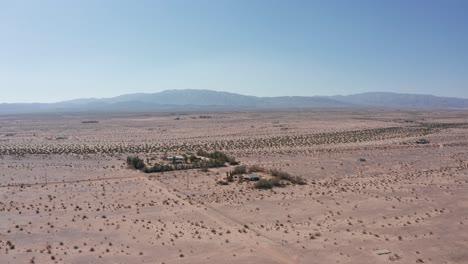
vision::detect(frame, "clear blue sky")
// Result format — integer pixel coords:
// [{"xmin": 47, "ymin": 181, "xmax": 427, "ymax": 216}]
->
[{"xmin": 1, "ymin": 0, "xmax": 468, "ymax": 103}]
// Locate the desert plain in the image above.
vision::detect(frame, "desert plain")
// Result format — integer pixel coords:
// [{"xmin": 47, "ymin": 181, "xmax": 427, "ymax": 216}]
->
[{"xmin": 0, "ymin": 109, "xmax": 467, "ymax": 264}]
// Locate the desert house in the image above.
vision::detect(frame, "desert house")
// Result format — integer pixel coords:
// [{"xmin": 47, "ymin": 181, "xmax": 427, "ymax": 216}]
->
[
  {"xmin": 243, "ymin": 173, "xmax": 260, "ymax": 181},
  {"xmin": 166, "ymin": 155, "xmax": 185, "ymax": 164}
]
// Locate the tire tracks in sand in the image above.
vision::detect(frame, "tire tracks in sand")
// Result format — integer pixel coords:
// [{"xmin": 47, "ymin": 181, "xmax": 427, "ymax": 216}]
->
[{"xmin": 145, "ymin": 177, "xmax": 299, "ymax": 264}]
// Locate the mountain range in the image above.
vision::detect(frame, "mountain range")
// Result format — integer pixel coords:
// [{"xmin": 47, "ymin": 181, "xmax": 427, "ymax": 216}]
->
[{"xmin": 1, "ymin": 89, "xmax": 467, "ymax": 114}]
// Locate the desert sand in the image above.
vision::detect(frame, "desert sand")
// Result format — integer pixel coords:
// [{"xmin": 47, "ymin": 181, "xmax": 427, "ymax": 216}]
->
[{"xmin": 0, "ymin": 109, "xmax": 467, "ymax": 264}]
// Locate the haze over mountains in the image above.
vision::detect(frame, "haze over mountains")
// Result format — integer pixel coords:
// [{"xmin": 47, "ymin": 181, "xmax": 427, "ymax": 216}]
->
[{"xmin": 1, "ymin": 89, "xmax": 467, "ymax": 114}]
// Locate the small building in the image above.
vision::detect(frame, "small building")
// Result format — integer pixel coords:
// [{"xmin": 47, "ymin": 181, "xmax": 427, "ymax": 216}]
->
[
  {"xmin": 415, "ymin": 139, "xmax": 430, "ymax": 144},
  {"xmin": 243, "ymin": 174, "xmax": 260, "ymax": 181},
  {"xmin": 166, "ymin": 155, "xmax": 185, "ymax": 164}
]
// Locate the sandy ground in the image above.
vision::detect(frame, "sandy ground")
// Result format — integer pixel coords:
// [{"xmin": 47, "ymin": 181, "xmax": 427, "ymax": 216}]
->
[{"xmin": 0, "ymin": 109, "xmax": 467, "ymax": 264}]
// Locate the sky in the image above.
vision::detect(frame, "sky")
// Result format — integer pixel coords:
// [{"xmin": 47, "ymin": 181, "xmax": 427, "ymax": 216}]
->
[{"xmin": 1, "ymin": 0, "xmax": 468, "ymax": 103}]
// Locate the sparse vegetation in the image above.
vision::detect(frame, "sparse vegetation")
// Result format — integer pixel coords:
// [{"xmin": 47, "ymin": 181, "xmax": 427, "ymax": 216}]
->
[
  {"xmin": 217, "ymin": 180, "xmax": 229, "ymax": 185},
  {"xmin": 232, "ymin": 165, "xmax": 247, "ymax": 175},
  {"xmin": 196, "ymin": 149, "xmax": 238, "ymax": 165},
  {"xmin": 250, "ymin": 168, "xmax": 305, "ymax": 189},
  {"xmin": 1, "ymin": 124, "xmax": 451, "ymax": 156},
  {"xmin": 254, "ymin": 179, "xmax": 273, "ymax": 189},
  {"xmin": 126, "ymin": 150, "xmax": 236, "ymax": 174},
  {"xmin": 269, "ymin": 169, "xmax": 306, "ymax": 185},
  {"xmin": 248, "ymin": 165, "xmax": 266, "ymax": 173},
  {"xmin": 127, "ymin": 156, "xmax": 145, "ymax": 170},
  {"xmin": 1, "ymin": 111, "xmax": 466, "ymax": 264}
]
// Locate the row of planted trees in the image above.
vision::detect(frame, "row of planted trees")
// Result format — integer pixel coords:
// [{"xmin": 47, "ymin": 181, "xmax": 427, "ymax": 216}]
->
[
  {"xmin": 196, "ymin": 149, "xmax": 239, "ymax": 165},
  {"xmin": 127, "ymin": 150, "xmax": 232, "ymax": 173}
]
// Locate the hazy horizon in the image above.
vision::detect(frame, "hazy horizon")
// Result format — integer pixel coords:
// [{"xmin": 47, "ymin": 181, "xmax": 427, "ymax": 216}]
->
[
  {"xmin": 3, "ymin": 89, "xmax": 468, "ymax": 105},
  {"xmin": 2, "ymin": 0, "xmax": 468, "ymax": 103}
]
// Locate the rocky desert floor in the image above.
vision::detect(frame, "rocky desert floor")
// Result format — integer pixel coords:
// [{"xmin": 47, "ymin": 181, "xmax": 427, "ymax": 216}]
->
[{"xmin": 0, "ymin": 109, "xmax": 467, "ymax": 264}]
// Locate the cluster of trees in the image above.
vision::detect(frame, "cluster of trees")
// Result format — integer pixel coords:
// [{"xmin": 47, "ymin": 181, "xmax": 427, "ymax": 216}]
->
[
  {"xmin": 143, "ymin": 164, "xmax": 180, "ymax": 173},
  {"xmin": 253, "ymin": 168, "xmax": 306, "ymax": 189},
  {"xmin": 128, "ymin": 152, "xmax": 305, "ymax": 189},
  {"xmin": 196, "ymin": 150, "xmax": 239, "ymax": 165},
  {"xmin": 222, "ymin": 165, "xmax": 247, "ymax": 183},
  {"xmin": 127, "ymin": 151, "xmax": 230, "ymax": 174},
  {"xmin": 126, "ymin": 156, "xmax": 145, "ymax": 170},
  {"xmin": 217, "ymin": 164, "xmax": 306, "ymax": 189}
]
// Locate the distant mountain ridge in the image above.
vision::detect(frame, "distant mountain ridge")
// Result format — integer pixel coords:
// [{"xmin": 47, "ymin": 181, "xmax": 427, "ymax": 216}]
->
[
  {"xmin": 332, "ymin": 92, "xmax": 468, "ymax": 109},
  {"xmin": 1, "ymin": 89, "xmax": 467, "ymax": 114}
]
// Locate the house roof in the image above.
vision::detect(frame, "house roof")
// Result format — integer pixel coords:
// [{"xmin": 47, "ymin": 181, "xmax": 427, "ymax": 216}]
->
[{"xmin": 167, "ymin": 155, "xmax": 184, "ymax": 159}]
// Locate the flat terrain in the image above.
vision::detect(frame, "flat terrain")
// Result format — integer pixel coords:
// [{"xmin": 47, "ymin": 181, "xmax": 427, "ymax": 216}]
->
[{"xmin": 0, "ymin": 109, "xmax": 467, "ymax": 264}]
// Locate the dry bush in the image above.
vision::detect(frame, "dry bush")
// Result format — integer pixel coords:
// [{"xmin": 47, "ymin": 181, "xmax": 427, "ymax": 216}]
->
[
  {"xmin": 254, "ymin": 179, "xmax": 273, "ymax": 189},
  {"xmin": 248, "ymin": 165, "xmax": 266, "ymax": 173},
  {"xmin": 232, "ymin": 165, "xmax": 247, "ymax": 175},
  {"xmin": 269, "ymin": 169, "xmax": 306, "ymax": 185}
]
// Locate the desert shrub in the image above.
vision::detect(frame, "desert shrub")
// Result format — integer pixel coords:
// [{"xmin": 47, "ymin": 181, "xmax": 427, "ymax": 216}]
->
[
  {"xmin": 200, "ymin": 162, "xmax": 210, "ymax": 172},
  {"xmin": 196, "ymin": 149, "xmax": 209, "ymax": 157},
  {"xmin": 188, "ymin": 155, "xmax": 199, "ymax": 163},
  {"xmin": 237, "ymin": 174, "xmax": 243, "ymax": 183},
  {"xmin": 227, "ymin": 156, "xmax": 239, "ymax": 165},
  {"xmin": 143, "ymin": 166, "xmax": 153, "ymax": 173},
  {"xmin": 161, "ymin": 164, "xmax": 175, "ymax": 172},
  {"xmin": 270, "ymin": 169, "xmax": 294, "ymax": 181},
  {"xmin": 292, "ymin": 176, "xmax": 307, "ymax": 185},
  {"xmin": 126, "ymin": 151, "xmax": 230, "ymax": 174},
  {"xmin": 254, "ymin": 179, "xmax": 273, "ymax": 189},
  {"xmin": 269, "ymin": 169, "xmax": 306, "ymax": 185},
  {"xmin": 207, "ymin": 159, "xmax": 225, "ymax": 168},
  {"xmin": 127, "ymin": 156, "xmax": 146, "ymax": 170},
  {"xmin": 210, "ymin": 151, "xmax": 229, "ymax": 162},
  {"xmin": 269, "ymin": 169, "xmax": 290, "ymax": 179},
  {"xmin": 217, "ymin": 180, "xmax": 229, "ymax": 185},
  {"xmin": 196, "ymin": 149, "xmax": 236, "ymax": 165},
  {"xmin": 226, "ymin": 172, "xmax": 234, "ymax": 182},
  {"xmin": 232, "ymin": 165, "xmax": 247, "ymax": 175},
  {"xmin": 268, "ymin": 177, "xmax": 283, "ymax": 187},
  {"xmin": 248, "ymin": 165, "xmax": 265, "ymax": 173},
  {"xmin": 147, "ymin": 164, "xmax": 177, "ymax": 173}
]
